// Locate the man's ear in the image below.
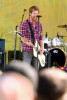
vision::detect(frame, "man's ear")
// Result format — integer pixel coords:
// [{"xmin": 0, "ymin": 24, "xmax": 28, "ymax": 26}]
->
[{"xmin": 29, "ymin": 13, "xmax": 31, "ymax": 16}]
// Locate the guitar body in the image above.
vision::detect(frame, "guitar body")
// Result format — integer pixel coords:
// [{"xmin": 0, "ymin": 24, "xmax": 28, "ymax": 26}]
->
[
  {"xmin": 38, "ymin": 54, "xmax": 45, "ymax": 67},
  {"xmin": 33, "ymin": 40, "xmax": 40, "ymax": 57},
  {"xmin": 33, "ymin": 41, "xmax": 45, "ymax": 67}
]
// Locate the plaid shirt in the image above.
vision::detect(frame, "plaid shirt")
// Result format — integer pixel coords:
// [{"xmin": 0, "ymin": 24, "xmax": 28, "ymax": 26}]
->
[{"xmin": 20, "ymin": 18, "xmax": 43, "ymax": 52}]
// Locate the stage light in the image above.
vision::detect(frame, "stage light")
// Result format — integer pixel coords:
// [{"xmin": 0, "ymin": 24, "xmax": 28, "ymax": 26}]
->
[
  {"xmin": 60, "ymin": 67, "xmax": 64, "ymax": 70},
  {"xmin": 52, "ymin": 66, "xmax": 56, "ymax": 68}
]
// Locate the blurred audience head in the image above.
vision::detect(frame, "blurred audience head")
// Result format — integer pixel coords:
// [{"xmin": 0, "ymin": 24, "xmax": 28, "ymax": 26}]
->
[
  {"xmin": 0, "ymin": 60, "xmax": 38, "ymax": 100},
  {"xmin": 0, "ymin": 72, "xmax": 36, "ymax": 100},
  {"xmin": 5, "ymin": 60, "xmax": 38, "ymax": 92},
  {"xmin": 38, "ymin": 68, "xmax": 67, "ymax": 100},
  {"xmin": 0, "ymin": 70, "xmax": 3, "ymax": 75}
]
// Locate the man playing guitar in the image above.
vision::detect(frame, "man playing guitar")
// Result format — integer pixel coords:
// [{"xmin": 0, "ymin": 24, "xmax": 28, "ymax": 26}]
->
[{"xmin": 20, "ymin": 6, "xmax": 44, "ymax": 70}]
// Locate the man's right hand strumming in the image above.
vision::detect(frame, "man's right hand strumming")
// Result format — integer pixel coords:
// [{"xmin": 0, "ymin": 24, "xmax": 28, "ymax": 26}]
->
[
  {"xmin": 26, "ymin": 40, "xmax": 32, "ymax": 46},
  {"xmin": 21, "ymin": 37, "xmax": 32, "ymax": 46}
]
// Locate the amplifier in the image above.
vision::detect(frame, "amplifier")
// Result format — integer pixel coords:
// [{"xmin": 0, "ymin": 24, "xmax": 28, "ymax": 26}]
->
[
  {"xmin": 8, "ymin": 51, "xmax": 22, "ymax": 62},
  {"xmin": 0, "ymin": 39, "xmax": 5, "ymax": 51},
  {"xmin": 0, "ymin": 52, "xmax": 6, "ymax": 71}
]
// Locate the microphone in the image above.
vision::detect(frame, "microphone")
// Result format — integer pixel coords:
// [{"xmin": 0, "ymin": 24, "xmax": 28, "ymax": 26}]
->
[
  {"xmin": 16, "ymin": 24, "xmax": 18, "ymax": 31},
  {"xmin": 24, "ymin": 9, "xmax": 27, "ymax": 12},
  {"xmin": 36, "ymin": 15, "xmax": 42, "ymax": 17},
  {"xmin": 16, "ymin": 24, "xmax": 18, "ymax": 27},
  {"xmin": 57, "ymin": 33, "xmax": 59, "ymax": 38},
  {"xmin": 21, "ymin": 9, "xmax": 27, "ymax": 22}
]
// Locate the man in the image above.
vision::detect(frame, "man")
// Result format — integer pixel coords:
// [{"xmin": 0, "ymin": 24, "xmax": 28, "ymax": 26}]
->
[
  {"xmin": 0, "ymin": 70, "xmax": 2, "ymax": 75},
  {"xmin": 0, "ymin": 60, "xmax": 38, "ymax": 100},
  {"xmin": 20, "ymin": 6, "xmax": 44, "ymax": 70},
  {"xmin": 5, "ymin": 60, "xmax": 38, "ymax": 91},
  {"xmin": 38, "ymin": 68, "xmax": 67, "ymax": 100},
  {"xmin": 0, "ymin": 72, "xmax": 36, "ymax": 100}
]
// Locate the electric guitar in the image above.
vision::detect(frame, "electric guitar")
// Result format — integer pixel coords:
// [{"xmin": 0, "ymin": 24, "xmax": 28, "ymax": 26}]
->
[{"xmin": 17, "ymin": 32, "xmax": 45, "ymax": 67}]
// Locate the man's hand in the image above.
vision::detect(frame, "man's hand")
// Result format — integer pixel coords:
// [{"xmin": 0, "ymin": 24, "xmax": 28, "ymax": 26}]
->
[
  {"xmin": 39, "ymin": 48, "xmax": 44, "ymax": 54},
  {"xmin": 27, "ymin": 41, "xmax": 32, "ymax": 46},
  {"xmin": 21, "ymin": 37, "xmax": 32, "ymax": 46},
  {"xmin": 39, "ymin": 40, "xmax": 44, "ymax": 54}
]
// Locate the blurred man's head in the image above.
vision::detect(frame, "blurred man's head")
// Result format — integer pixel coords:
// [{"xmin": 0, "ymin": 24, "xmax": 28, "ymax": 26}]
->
[
  {"xmin": 38, "ymin": 68, "xmax": 67, "ymax": 100},
  {"xmin": 0, "ymin": 70, "xmax": 2, "ymax": 75},
  {"xmin": 0, "ymin": 60, "xmax": 38, "ymax": 100},
  {"xmin": 5, "ymin": 60, "xmax": 38, "ymax": 92},
  {"xmin": 0, "ymin": 72, "xmax": 36, "ymax": 100}
]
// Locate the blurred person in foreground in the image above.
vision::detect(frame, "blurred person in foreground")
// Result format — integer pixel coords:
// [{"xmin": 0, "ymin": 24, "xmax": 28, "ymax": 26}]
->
[
  {"xmin": 0, "ymin": 70, "xmax": 3, "ymax": 75},
  {"xmin": 0, "ymin": 60, "xmax": 38, "ymax": 100},
  {"xmin": 38, "ymin": 68, "xmax": 67, "ymax": 100}
]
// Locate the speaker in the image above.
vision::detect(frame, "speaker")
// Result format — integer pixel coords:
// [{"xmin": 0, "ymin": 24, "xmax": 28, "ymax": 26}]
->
[
  {"xmin": 46, "ymin": 52, "xmax": 51, "ymax": 68},
  {"xmin": 44, "ymin": 43, "xmax": 48, "ymax": 50},
  {"xmin": 8, "ymin": 51, "xmax": 22, "ymax": 62},
  {"xmin": 0, "ymin": 52, "xmax": 6, "ymax": 71},
  {"xmin": 0, "ymin": 39, "xmax": 5, "ymax": 51}
]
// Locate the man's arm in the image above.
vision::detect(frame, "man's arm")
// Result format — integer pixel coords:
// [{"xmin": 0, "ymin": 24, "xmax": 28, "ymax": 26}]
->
[
  {"xmin": 39, "ymin": 40, "xmax": 44, "ymax": 54},
  {"xmin": 20, "ymin": 22, "xmax": 32, "ymax": 46},
  {"xmin": 39, "ymin": 23, "xmax": 44, "ymax": 54},
  {"xmin": 39, "ymin": 40, "xmax": 44, "ymax": 49},
  {"xmin": 20, "ymin": 37, "xmax": 32, "ymax": 46}
]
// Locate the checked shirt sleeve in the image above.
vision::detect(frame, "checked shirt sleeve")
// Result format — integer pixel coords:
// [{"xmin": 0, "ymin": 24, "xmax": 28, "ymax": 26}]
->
[
  {"xmin": 39, "ymin": 23, "xmax": 43, "ymax": 40},
  {"xmin": 20, "ymin": 21, "xmax": 27, "ymax": 37}
]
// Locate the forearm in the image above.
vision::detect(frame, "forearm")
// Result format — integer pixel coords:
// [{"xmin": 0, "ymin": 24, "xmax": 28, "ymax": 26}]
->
[
  {"xmin": 39, "ymin": 40, "xmax": 44, "ymax": 49},
  {"xmin": 20, "ymin": 37, "xmax": 28, "ymax": 45},
  {"xmin": 20, "ymin": 37, "xmax": 32, "ymax": 46}
]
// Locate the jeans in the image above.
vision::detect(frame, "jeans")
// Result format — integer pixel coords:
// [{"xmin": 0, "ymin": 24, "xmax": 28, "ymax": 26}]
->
[{"xmin": 22, "ymin": 51, "xmax": 39, "ymax": 71}]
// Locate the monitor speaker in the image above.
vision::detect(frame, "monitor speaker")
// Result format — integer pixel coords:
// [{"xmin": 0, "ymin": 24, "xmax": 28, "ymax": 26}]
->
[
  {"xmin": 0, "ymin": 52, "xmax": 6, "ymax": 71},
  {"xmin": 8, "ymin": 51, "xmax": 22, "ymax": 62},
  {"xmin": 0, "ymin": 39, "xmax": 5, "ymax": 51}
]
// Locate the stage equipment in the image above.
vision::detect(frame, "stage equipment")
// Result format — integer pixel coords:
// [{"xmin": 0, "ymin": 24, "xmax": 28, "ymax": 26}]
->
[
  {"xmin": 22, "ymin": 9, "xmax": 27, "ymax": 22},
  {"xmin": 49, "ymin": 48, "xmax": 66, "ymax": 67},
  {"xmin": 14, "ymin": 25, "xmax": 18, "ymax": 60},
  {"xmin": 57, "ymin": 24, "xmax": 67, "ymax": 28},
  {"xmin": 43, "ymin": 37, "xmax": 51, "ymax": 47},
  {"xmin": 0, "ymin": 52, "xmax": 6, "ymax": 71},
  {"xmin": 59, "ymin": 35, "xmax": 66, "ymax": 37},
  {"xmin": 8, "ymin": 51, "xmax": 22, "ymax": 62},
  {"xmin": 0, "ymin": 39, "xmax": 5, "ymax": 51},
  {"xmin": 52, "ymin": 37, "xmax": 63, "ymax": 47}
]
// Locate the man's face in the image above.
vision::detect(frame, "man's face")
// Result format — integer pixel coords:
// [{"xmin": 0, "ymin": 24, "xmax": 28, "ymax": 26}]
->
[{"xmin": 30, "ymin": 10, "xmax": 39, "ymax": 22}]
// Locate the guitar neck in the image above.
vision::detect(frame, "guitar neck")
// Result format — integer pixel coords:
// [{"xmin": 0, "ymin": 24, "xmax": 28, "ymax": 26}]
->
[
  {"xmin": 31, "ymin": 44, "xmax": 37, "ymax": 50},
  {"xmin": 18, "ymin": 32, "xmax": 37, "ymax": 50}
]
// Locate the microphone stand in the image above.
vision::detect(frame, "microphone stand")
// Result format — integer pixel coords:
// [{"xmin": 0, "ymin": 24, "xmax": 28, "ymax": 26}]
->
[
  {"xmin": 14, "ymin": 9, "xmax": 27, "ymax": 60},
  {"xmin": 14, "ymin": 25, "xmax": 18, "ymax": 60},
  {"xmin": 37, "ymin": 16, "xmax": 41, "ymax": 71},
  {"xmin": 22, "ymin": 14, "xmax": 24, "ymax": 22},
  {"xmin": 21, "ymin": 9, "xmax": 27, "ymax": 23},
  {"xmin": 20, "ymin": 9, "xmax": 27, "ymax": 52}
]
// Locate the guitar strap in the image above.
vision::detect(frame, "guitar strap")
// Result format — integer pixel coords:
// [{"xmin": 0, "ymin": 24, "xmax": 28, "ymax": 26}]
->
[{"xmin": 27, "ymin": 20, "xmax": 35, "ymax": 44}]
